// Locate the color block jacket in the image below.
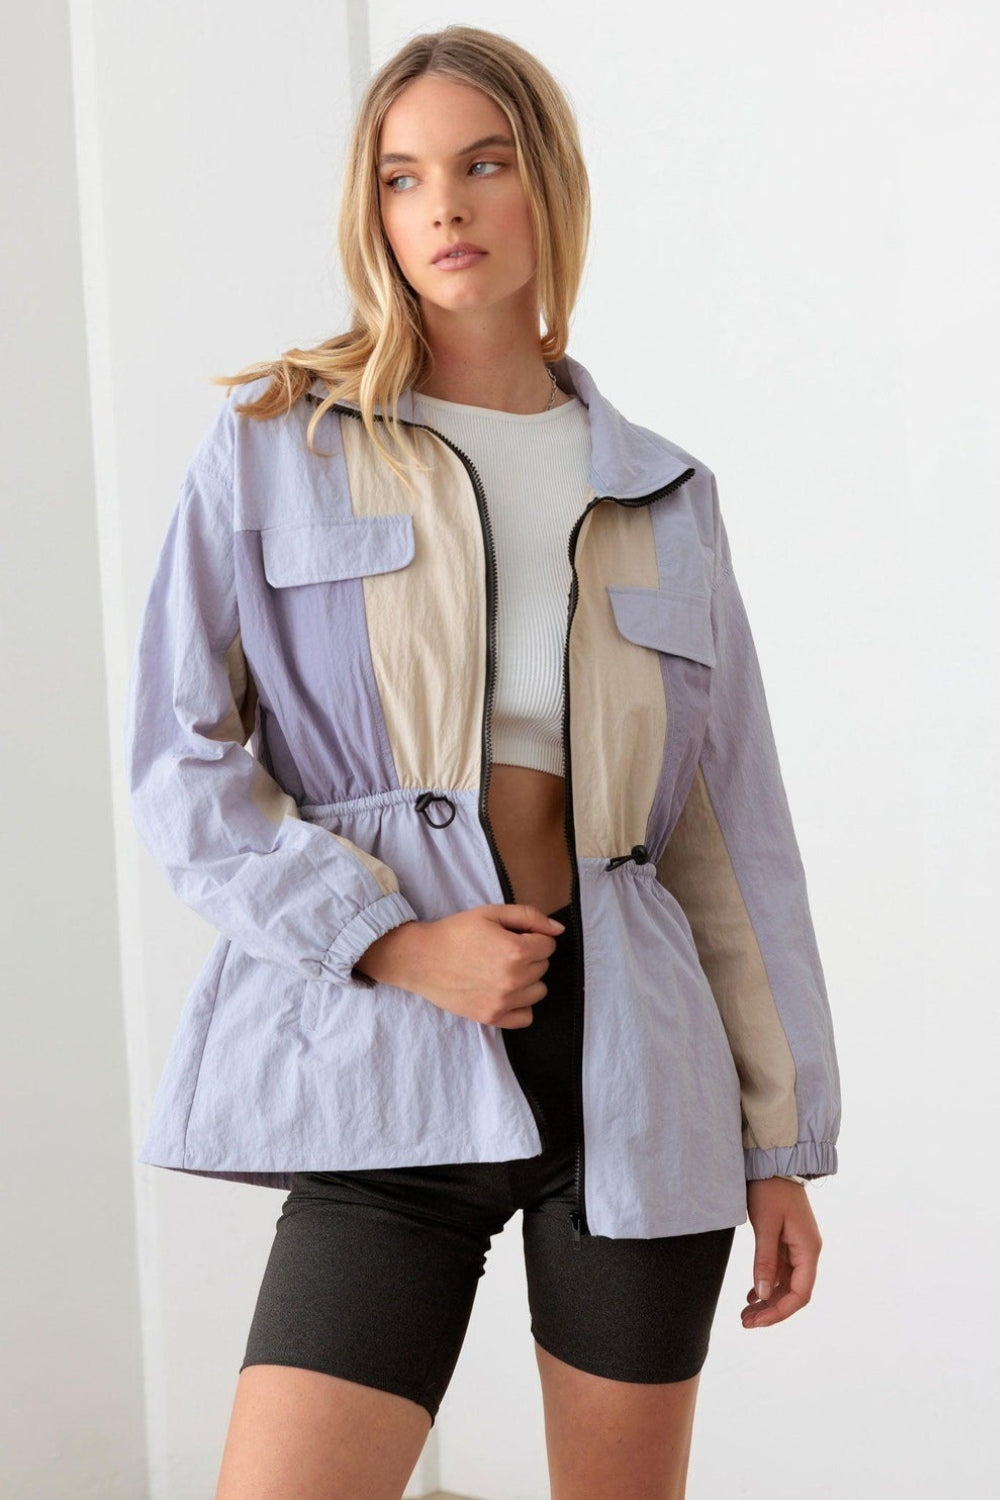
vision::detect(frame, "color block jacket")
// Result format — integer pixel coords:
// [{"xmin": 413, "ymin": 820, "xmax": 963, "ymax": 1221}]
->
[{"xmin": 125, "ymin": 352, "xmax": 842, "ymax": 1240}]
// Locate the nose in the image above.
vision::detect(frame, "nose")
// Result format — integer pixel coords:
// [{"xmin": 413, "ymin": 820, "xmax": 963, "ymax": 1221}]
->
[
  {"xmin": 431, "ymin": 174, "xmax": 470, "ymax": 228},
  {"xmin": 433, "ymin": 204, "xmax": 467, "ymax": 228}
]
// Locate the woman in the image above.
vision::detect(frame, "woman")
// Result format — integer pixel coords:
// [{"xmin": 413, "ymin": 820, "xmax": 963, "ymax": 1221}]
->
[{"xmin": 126, "ymin": 24, "xmax": 842, "ymax": 1499}]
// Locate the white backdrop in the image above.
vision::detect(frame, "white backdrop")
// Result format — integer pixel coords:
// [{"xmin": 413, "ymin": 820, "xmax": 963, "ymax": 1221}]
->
[{"xmin": 4, "ymin": 1, "xmax": 995, "ymax": 1495}]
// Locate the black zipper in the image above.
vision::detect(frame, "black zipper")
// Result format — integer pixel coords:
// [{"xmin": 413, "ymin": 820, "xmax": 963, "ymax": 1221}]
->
[{"xmin": 328, "ymin": 398, "xmax": 696, "ymax": 1242}]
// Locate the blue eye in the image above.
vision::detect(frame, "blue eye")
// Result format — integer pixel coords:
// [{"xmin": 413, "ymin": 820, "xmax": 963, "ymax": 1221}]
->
[{"xmin": 383, "ymin": 160, "xmax": 504, "ymax": 193}]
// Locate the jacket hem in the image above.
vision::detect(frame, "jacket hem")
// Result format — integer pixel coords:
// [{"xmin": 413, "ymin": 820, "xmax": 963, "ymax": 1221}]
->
[{"xmin": 136, "ymin": 1124, "xmax": 547, "ymax": 1190}]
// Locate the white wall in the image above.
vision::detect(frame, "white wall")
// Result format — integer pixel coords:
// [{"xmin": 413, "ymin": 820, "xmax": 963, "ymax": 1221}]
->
[
  {"xmin": 0, "ymin": 2, "xmax": 146, "ymax": 1497},
  {"xmin": 6, "ymin": 1, "xmax": 994, "ymax": 1496}
]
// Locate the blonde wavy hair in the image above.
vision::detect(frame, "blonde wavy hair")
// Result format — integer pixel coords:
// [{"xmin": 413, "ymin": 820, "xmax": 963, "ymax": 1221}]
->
[{"xmin": 210, "ymin": 24, "xmax": 590, "ymax": 487}]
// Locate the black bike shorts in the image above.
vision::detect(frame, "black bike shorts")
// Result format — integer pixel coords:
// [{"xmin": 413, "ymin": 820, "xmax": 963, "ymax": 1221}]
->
[{"xmin": 239, "ymin": 903, "xmax": 736, "ymax": 1425}]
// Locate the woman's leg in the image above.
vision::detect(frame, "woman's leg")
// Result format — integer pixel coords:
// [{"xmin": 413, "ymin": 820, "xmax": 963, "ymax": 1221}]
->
[
  {"xmin": 216, "ymin": 1161, "xmax": 513, "ymax": 1499},
  {"xmin": 520, "ymin": 1178, "xmax": 733, "ymax": 1500},
  {"xmin": 533, "ymin": 1343, "xmax": 701, "ymax": 1500},
  {"xmin": 508, "ymin": 912, "xmax": 735, "ymax": 1499},
  {"xmin": 215, "ymin": 1365, "xmax": 430, "ymax": 1500}
]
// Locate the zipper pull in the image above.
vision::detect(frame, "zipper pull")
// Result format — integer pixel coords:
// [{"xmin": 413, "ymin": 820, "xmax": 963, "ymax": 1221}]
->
[{"xmin": 569, "ymin": 1210, "xmax": 582, "ymax": 1247}]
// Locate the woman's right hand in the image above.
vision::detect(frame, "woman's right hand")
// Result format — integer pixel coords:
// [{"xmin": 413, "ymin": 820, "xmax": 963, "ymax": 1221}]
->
[{"xmin": 354, "ymin": 905, "xmax": 566, "ymax": 1027}]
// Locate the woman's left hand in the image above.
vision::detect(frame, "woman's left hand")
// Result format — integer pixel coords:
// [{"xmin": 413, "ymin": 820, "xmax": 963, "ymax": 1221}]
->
[{"xmin": 742, "ymin": 1178, "xmax": 823, "ymax": 1329}]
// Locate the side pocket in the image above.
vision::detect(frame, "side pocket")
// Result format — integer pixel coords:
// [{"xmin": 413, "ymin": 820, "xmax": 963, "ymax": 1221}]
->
[
  {"xmin": 300, "ymin": 977, "xmax": 323, "ymax": 1033},
  {"xmin": 300, "ymin": 973, "xmax": 364, "ymax": 1033}
]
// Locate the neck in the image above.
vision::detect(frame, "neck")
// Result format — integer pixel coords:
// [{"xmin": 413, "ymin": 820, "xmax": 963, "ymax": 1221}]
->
[{"xmin": 416, "ymin": 299, "xmax": 561, "ymax": 414}]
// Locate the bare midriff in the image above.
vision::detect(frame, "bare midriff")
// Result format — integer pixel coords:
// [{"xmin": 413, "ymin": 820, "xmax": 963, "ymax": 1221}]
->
[{"xmin": 486, "ymin": 763, "xmax": 574, "ymax": 917}]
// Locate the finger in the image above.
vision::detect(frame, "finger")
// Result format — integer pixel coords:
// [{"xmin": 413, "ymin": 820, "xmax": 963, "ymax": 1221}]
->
[
  {"xmin": 496, "ymin": 904, "xmax": 565, "ymax": 934},
  {"xmin": 744, "ymin": 1263, "xmax": 790, "ymax": 1309},
  {"xmin": 749, "ymin": 1238, "xmax": 781, "ymax": 1305},
  {"xmin": 742, "ymin": 1280, "xmax": 808, "ymax": 1327},
  {"xmin": 501, "ymin": 1006, "xmax": 537, "ymax": 1029},
  {"xmin": 746, "ymin": 1255, "xmax": 787, "ymax": 1304},
  {"xmin": 745, "ymin": 1255, "xmax": 792, "ymax": 1305},
  {"xmin": 743, "ymin": 1244, "xmax": 817, "ymax": 1326}
]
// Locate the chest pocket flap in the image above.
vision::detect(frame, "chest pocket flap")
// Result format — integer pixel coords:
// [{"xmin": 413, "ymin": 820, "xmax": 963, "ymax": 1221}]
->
[
  {"xmin": 606, "ymin": 584, "xmax": 716, "ymax": 669},
  {"xmin": 262, "ymin": 514, "xmax": 414, "ymax": 587}
]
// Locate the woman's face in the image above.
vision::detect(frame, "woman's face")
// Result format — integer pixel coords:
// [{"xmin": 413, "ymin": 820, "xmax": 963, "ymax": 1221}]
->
[{"xmin": 376, "ymin": 75, "xmax": 538, "ymax": 325}]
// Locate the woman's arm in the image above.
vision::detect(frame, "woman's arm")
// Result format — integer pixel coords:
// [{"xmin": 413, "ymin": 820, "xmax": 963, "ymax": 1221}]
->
[
  {"xmin": 123, "ymin": 408, "xmax": 419, "ymax": 991},
  {"xmin": 657, "ymin": 472, "xmax": 842, "ymax": 1184}
]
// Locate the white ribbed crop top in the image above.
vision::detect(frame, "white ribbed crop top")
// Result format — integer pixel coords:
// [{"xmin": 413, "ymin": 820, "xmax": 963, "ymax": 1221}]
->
[{"xmin": 412, "ymin": 390, "xmax": 593, "ymax": 777}]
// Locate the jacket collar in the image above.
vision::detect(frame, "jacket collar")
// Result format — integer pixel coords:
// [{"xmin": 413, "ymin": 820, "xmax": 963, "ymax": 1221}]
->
[{"xmin": 305, "ymin": 352, "xmax": 693, "ymax": 501}]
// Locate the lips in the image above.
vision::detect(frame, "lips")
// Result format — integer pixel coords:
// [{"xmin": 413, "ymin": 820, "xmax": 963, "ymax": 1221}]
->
[{"xmin": 432, "ymin": 243, "xmax": 487, "ymax": 264}]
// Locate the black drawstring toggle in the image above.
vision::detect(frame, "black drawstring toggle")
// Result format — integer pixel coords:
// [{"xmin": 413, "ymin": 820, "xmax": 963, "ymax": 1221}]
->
[
  {"xmin": 605, "ymin": 843, "xmax": 651, "ymax": 871},
  {"xmin": 415, "ymin": 791, "xmax": 456, "ymax": 828}
]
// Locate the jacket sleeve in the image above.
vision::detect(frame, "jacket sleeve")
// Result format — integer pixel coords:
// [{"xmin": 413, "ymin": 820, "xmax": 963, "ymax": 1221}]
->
[
  {"xmin": 657, "ymin": 474, "xmax": 842, "ymax": 1181},
  {"xmin": 122, "ymin": 411, "xmax": 419, "ymax": 991}
]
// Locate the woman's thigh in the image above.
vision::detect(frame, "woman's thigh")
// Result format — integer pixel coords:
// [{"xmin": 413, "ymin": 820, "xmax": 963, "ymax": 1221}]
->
[
  {"xmin": 239, "ymin": 1161, "xmax": 516, "ymax": 1428},
  {"xmin": 519, "ymin": 1165, "xmax": 735, "ymax": 1497},
  {"xmin": 533, "ymin": 1342, "xmax": 703, "ymax": 1500},
  {"xmin": 216, "ymin": 1363, "xmax": 431, "ymax": 1500},
  {"xmin": 520, "ymin": 1169, "xmax": 736, "ymax": 1384}
]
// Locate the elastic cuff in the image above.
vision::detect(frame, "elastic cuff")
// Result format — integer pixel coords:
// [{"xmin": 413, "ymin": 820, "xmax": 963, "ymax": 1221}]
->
[
  {"xmin": 319, "ymin": 890, "xmax": 421, "ymax": 990},
  {"xmin": 744, "ymin": 1140, "xmax": 838, "ymax": 1181}
]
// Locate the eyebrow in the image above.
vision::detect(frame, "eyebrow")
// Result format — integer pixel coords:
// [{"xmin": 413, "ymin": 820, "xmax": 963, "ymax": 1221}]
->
[{"xmin": 377, "ymin": 134, "xmax": 516, "ymax": 169}]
